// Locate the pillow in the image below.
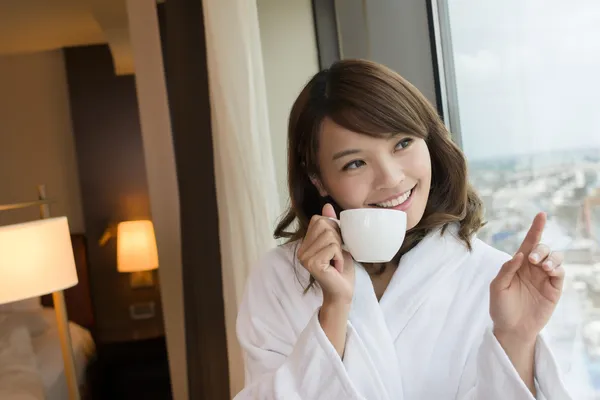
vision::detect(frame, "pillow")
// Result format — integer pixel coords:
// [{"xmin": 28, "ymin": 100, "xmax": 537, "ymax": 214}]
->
[
  {"xmin": 0, "ymin": 324, "xmax": 45, "ymax": 399},
  {"xmin": 0, "ymin": 297, "xmax": 42, "ymax": 313},
  {"xmin": 0, "ymin": 312, "xmax": 50, "ymax": 337}
]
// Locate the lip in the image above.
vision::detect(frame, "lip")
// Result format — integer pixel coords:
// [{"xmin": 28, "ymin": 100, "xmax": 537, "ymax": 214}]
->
[
  {"xmin": 389, "ymin": 188, "xmax": 415, "ymax": 212},
  {"xmin": 370, "ymin": 184, "xmax": 416, "ymax": 205}
]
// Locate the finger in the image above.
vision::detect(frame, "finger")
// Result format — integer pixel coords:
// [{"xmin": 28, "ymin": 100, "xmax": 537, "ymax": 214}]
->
[
  {"xmin": 301, "ymin": 228, "xmax": 341, "ymax": 262},
  {"xmin": 311, "ymin": 243, "xmax": 343, "ymax": 275},
  {"xmin": 322, "ymin": 203, "xmax": 338, "ymax": 219},
  {"xmin": 300, "ymin": 228, "xmax": 342, "ymax": 265},
  {"xmin": 301, "ymin": 215, "xmax": 340, "ymax": 252},
  {"xmin": 300, "ymin": 203, "xmax": 341, "ymax": 252},
  {"xmin": 329, "ymin": 244, "xmax": 345, "ymax": 274},
  {"xmin": 541, "ymin": 251, "xmax": 564, "ymax": 273},
  {"xmin": 547, "ymin": 265, "xmax": 565, "ymax": 291},
  {"xmin": 528, "ymin": 243, "xmax": 550, "ymax": 265},
  {"xmin": 518, "ymin": 212, "xmax": 546, "ymax": 254},
  {"xmin": 491, "ymin": 252, "xmax": 524, "ymax": 291}
]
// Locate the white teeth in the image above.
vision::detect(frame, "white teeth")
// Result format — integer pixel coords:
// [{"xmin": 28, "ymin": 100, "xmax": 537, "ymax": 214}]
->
[{"xmin": 375, "ymin": 190, "xmax": 412, "ymax": 208}]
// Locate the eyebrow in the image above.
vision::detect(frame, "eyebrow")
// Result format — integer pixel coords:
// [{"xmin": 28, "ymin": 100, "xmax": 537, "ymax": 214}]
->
[{"xmin": 332, "ymin": 149, "xmax": 361, "ymax": 161}]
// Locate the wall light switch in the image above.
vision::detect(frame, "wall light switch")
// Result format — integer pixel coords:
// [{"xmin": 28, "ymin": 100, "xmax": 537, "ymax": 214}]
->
[{"xmin": 129, "ymin": 301, "xmax": 155, "ymax": 320}]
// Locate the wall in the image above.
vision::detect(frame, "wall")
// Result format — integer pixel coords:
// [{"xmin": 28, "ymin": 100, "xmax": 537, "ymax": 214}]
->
[
  {"xmin": 0, "ymin": 50, "xmax": 85, "ymax": 232},
  {"xmin": 366, "ymin": 1, "xmax": 438, "ymax": 107},
  {"xmin": 335, "ymin": 0, "xmax": 439, "ymax": 108},
  {"xmin": 64, "ymin": 44, "xmax": 164, "ymax": 343},
  {"xmin": 257, "ymin": 0, "xmax": 320, "ymax": 211},
  {"xmin": 126, "ymin": 2, "xmax": 188, "ymax": 399}
]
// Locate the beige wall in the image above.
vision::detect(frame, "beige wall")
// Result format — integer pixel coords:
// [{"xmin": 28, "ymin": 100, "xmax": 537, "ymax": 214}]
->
[
  {"xmin": 0, "ymin": 50, "xmax": 85, "ymax": 232},
  {"xmin": 257, "ymin": 0, "xmax": 320, "ymax": 212},
  {"xmin": 126, "ymin": 2, "xmax": 188, "ymax": 399}
]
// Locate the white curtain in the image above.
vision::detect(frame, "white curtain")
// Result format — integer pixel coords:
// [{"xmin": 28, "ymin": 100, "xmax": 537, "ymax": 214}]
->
[{"xmin": 202, "ymin": 0, "xmax": 281, "ymax": 395}]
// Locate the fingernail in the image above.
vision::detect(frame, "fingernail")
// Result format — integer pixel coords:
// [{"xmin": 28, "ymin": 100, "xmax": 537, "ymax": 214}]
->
[
  {"xmin": 530, "ymin": 253, "xmax": 540, "ymax": 263},
  {"xmin": 543, "ymin": 260, "xmax": 553, "ymax": 271}
]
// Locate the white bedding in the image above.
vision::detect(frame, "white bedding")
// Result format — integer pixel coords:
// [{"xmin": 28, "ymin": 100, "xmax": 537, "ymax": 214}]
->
[
  {"xmin": 31, "ymin": 308, "xmax": 96, "ymax": 400},
  {"xmin": 0, "ymin": 323, "xmax": 45, "ymax": 400},
  {"xmin": 0, "ymin": 307, "xmax": 96, "ymax": 400}
]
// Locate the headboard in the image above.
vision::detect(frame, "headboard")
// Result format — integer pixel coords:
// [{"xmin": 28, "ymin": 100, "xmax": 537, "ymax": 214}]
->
[{"xmin": 41, "ymin": 233, "xmax": 95, "ymax": 330}]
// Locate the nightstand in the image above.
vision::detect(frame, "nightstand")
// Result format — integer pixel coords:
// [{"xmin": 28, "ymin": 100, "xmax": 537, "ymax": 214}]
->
[{"xmin": 89, "ymin": 335, "xmax": 172, "ymax": 400}]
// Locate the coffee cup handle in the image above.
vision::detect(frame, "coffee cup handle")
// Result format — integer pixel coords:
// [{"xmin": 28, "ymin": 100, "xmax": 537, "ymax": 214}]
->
[{"xmin": 326, "ymin": 217, "xmax": 350, "ymax": 252}]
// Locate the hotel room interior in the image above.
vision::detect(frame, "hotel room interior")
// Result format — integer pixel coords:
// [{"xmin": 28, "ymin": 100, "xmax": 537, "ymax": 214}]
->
[
  {"xmin": 0, "ymin": 0, "xmax": 320, "ymax": 398},
  {"xmin": 0, "ymin": 3, "xmax": 173, "ymax": 399},
  {"xmin": 2, "ymin": 0, "xmax": 598, "ymax": 399}
]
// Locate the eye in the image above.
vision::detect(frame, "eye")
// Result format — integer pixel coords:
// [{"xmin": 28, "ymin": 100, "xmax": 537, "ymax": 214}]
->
[
  {"xmin": 395, "ymin": 138, "xmax": 413, "ymax": 150},
  {"xmin": 342, "ymin": 160, "xmax": 366, "ymax": 171}
]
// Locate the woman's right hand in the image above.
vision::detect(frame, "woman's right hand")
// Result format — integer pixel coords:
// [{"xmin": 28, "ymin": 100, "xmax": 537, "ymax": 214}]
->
[{"xmin": 297, "ymin": 203, "xmax": 355, "ymax": 305}]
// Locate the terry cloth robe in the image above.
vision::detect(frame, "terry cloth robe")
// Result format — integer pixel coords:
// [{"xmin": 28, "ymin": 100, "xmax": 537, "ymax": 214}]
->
[{"xmin": 234, "ymin": 226, "xmax": 572, "ymax": 400}]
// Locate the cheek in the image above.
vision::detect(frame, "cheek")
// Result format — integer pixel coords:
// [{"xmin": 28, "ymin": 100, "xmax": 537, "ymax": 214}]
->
[
  {"xmin": 320, "ymin": 168, "xmax": 373, "ymax": 210},
  {"xmin": 406, "ymin": 145, "xmax": 432, "ymax": 229},
  {"xmin": 418, "ymin": 155, "xmax": 432, "ymax": 187},
  {"xmin": 327, "ymin": 178, "xmax": 372, "ymax": 209},
  {"xmin": 406, "ymin": 145, "xmax": 432, "ymax": 183}
]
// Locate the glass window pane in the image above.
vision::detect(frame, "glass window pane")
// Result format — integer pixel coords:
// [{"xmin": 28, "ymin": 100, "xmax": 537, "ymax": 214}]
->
[{"xmin": 446, "ymin": 0, "xmax": 600, "ymax": 397}]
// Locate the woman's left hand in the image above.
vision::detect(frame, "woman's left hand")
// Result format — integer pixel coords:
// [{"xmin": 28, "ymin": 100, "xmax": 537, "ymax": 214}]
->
[{"xmin": 490, "ymin": 212, "xmax": 565, "ymax": 343}]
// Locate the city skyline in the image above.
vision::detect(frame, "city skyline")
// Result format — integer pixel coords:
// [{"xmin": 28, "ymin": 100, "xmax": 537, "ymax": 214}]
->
[{"xmin": 448, "ymin": 1, "xmax": 600, "ymax": 396}]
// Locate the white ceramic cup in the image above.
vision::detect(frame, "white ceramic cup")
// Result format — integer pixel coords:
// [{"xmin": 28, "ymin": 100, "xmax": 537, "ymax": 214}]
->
[{"xmin": 329, "ymin": 208, "xmax": 407, "ymax": 263}]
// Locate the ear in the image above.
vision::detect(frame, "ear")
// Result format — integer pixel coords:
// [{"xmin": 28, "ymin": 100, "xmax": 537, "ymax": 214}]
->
[{"xmin": 310, "ymin": 175, "xmax": 328, "ymax": 197}]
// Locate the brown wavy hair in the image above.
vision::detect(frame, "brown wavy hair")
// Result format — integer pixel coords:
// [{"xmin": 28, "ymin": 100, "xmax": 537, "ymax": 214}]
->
[{"xmin": 275, "ymin": 59, "xmax": 484, "ymax": 279}]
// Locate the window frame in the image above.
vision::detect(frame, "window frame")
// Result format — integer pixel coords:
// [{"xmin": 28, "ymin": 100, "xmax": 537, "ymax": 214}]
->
[{"xmin": 428, "ymin": 0, "xmax": 464, "ymax": 149}]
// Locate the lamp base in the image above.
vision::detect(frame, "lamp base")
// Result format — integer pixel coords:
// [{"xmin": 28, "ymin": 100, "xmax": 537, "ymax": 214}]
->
[{"xmin": 129, "ymin": 271, "xmax": 154, "ymax": 288}]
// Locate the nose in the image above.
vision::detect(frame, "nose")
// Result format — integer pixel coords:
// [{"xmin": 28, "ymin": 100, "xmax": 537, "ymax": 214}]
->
[{"xmin": 373, "ymin": 157, "xmax": 405, "ymax": 191}]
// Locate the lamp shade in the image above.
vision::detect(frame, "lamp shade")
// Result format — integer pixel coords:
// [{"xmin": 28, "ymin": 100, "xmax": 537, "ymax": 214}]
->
[
  {"xmin": 117, "ymin": 220, "xmax": 158, "ymax": 272},
  {"xmin": 0, "ymin": 217, "xmax": 78, "ymax": 305}
]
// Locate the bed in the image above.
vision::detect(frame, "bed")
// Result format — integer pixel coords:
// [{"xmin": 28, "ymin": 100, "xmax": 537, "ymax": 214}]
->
[
  {"xmin": 32, "ymin": 308, "xmax": 96, "ymax": 399},
  {"xmin": 0, "ymin": 233, "xmax": 97, "ymax": 399}
]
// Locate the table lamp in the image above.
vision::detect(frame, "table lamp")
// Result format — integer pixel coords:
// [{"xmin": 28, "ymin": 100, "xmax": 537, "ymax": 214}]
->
[
  {"xmin": 0, "ymin": 216, "xmax": 80, "ymax": 400},
  {"xmin": 117, "ymin": 220, "xmax": 159, "ymax": 288}
]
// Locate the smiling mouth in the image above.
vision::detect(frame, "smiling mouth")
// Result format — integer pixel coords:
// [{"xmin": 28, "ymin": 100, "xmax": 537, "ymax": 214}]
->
[{"xmin": 369, "ymin": 185, "xmax": 416, "ymax": 208}]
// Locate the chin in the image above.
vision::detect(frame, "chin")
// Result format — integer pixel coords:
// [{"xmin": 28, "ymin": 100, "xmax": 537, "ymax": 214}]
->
[
  {"xmin": 405, "ymin": 205, "xmax": 427, "ymax": 231},
  {"xmin": 405, "ymin": 218, "xmax": 419, "ymax": 231}
]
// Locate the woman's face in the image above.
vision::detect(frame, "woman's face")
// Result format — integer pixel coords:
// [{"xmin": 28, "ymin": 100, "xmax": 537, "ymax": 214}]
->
[{"xmin": 313, "ymin": 118, "xmax": 432, "ymax": 230}]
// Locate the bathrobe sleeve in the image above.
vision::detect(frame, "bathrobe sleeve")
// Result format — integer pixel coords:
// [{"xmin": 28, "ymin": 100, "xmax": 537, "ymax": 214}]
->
[
  {"xmin": 233, "ymin": 251, "xmax": 390, "ymax": 400},
  {"xmin": 457, "ymin": 328, "xmax": 572, "ymax": 400}
]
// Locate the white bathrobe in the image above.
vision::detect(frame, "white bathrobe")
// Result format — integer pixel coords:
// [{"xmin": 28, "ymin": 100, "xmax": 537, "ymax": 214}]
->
[{"xmin": 235, "ymin": 227, "xmax": 572, "ymax": 399}]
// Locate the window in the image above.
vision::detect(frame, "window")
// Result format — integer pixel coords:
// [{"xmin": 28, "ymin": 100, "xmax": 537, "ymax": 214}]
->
[{"xmin": 438, "ymin": 0, "xmax": 600, "ymax": 397}]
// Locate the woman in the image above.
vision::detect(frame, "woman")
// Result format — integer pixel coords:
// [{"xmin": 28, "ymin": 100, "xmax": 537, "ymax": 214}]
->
[{"xmin": 235, "ymin": 60, "xmax": 571, "ymax": 399}]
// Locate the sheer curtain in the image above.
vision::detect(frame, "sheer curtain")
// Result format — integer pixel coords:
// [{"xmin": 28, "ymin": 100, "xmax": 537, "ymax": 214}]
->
[{"xmin": 202, "ymin": 0, "xmax": 281, "ymax": 395}]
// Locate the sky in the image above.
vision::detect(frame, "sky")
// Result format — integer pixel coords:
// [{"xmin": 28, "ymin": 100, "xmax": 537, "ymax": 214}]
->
[{"xmin": 448, "ymin": 0, "xmax": 600, "ymax": 161}]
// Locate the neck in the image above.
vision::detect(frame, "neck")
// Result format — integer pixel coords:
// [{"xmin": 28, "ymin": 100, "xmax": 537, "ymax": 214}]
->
[{"xmin": 369, "ymin": 261, "xmax": 398, "ymax": 301}]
